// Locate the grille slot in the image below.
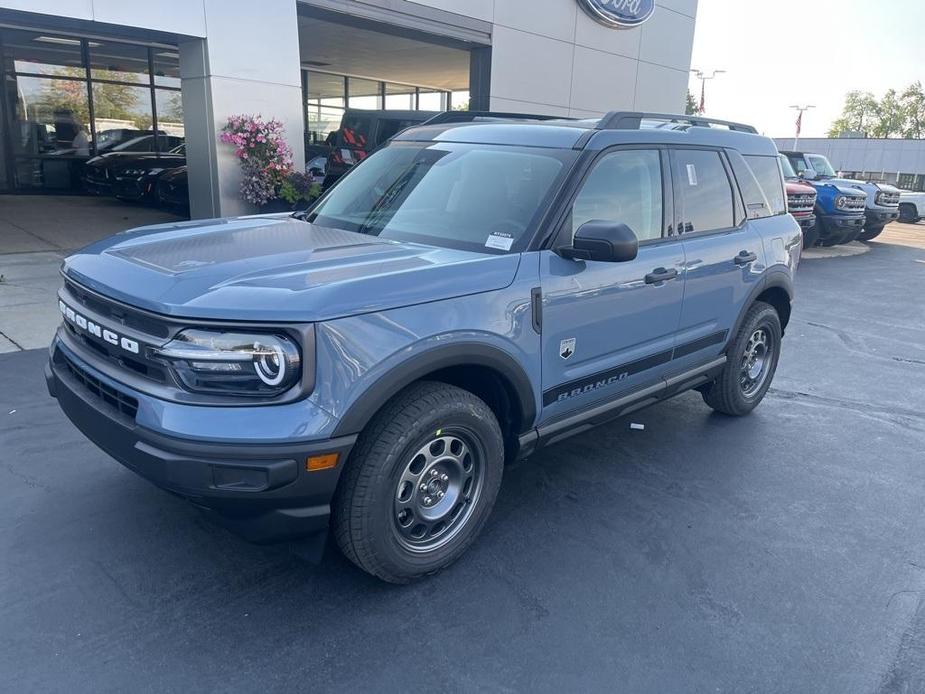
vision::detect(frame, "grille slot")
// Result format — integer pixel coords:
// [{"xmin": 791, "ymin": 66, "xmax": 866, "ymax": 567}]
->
[
  {"xmin": 64, "ymin": 279, "xmax": 170, "ymax": 338},
  {"xmin": 58, "ymin": 350, "xmax": 139, "ymax": 420}
]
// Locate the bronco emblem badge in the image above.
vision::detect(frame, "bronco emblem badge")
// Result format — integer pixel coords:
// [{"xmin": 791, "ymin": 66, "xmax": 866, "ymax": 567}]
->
[{"xmin": 560, "ymin": 338, "xmax": 576, "ymax": 360}]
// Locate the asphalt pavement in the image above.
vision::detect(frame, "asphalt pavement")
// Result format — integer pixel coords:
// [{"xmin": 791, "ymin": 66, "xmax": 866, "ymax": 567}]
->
[{"xmin": 1, "ymin": 225, "xmax": 924, "ymax": 693}]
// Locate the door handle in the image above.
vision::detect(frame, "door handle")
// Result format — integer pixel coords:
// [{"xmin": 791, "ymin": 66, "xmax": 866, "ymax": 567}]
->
[
  {"xmin": 645, "ymin": 267, "xmax": 679, "ymax": 284},
  {"xmin": 734, "ymin": 251, "xmax": 758, "ymax": 266}
]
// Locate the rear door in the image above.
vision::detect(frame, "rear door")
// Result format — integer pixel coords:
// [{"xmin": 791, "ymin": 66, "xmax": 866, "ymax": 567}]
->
[
  {"xmin": 539, "ymin": 147, "xmax": 686, "ymax": 420},
  {"xmin": 670, "ymin": 148, "xmax": 765, "ymax": 374}
]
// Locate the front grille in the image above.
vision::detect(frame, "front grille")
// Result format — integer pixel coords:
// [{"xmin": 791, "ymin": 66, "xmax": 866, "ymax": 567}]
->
[
  {"xmin": 65, "ymin": 280, "xmax": 169, "ymax": 338},
  {"xmin": 787, "ymin": 194, "xmax": 815, "ymax": 212},
  {"xmin": 878, "ymin": 192, "xmax": 900, "ymax": 206},
  {"xmin": 58, "ymin": 350, "xmax": 139, "ymax": 420},
  {"xmin": 843, "ymin": 196, "xmax": 866, "ymax": 212}
]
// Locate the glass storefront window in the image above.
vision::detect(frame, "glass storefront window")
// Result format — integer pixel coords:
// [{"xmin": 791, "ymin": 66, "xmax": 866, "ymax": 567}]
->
[
  {"xmin": 152, "ymin": 50, "xmax": 180, "ymax": 88},
  {"xmin": 0, "ymin": 28, "xmax": 184, "ymax": 192},
  {"xmin": 347, "ymin": 77, "xmax": 381, "ymax": 110},
  {"xmin": 89, "ymin": 40, "xmax": 149, "ymax": 83},
  {"xmin": 155, "ymin": 88, "xmax": 184, "ymax": 138},
  {"xmin": 3, "ymin": 29, "xmax": 85, "ymax": 75},
  {"xmin": 418, "ymin": 89, "xmax": 447, "ymax": 111},
  {"xmin": 307, "ymin": 106, "xmax": 344, "ymax": 146},
  {"xmin": 306, "ymin": 71, "xmax": 345, "ymax": 109},
  {"xmin": 385, "ymin": 83, "xmax": 414, "ymax": 110}
]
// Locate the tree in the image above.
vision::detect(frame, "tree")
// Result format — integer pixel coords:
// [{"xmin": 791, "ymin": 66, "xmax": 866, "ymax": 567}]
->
[
  {"xmin": 685, "ymin": 90, "xmax": 698, "ymax": 115},
  {"xmin": 900, "ymin": 82, "xmax": 925, "ymax": 139},
  {"xmin": 828, "ymin": 91, "xmax": 879, "ymax": 137},
  {"xmin": 828, "ymin": 83, "xmax": 925, "ymax": 139}
]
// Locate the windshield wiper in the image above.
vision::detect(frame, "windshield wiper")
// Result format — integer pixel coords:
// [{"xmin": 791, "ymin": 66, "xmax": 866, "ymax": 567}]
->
[{"xmin": 355, "ymin": 164, "xmax": 420, "ymax": 235}]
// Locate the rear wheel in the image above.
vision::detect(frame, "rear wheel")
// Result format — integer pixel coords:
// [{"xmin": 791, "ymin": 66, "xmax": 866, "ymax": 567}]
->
[
  {"xmin": 333, "ymin": 381, "xmax": 504, "ymax": 583},
  {"xmin": 702, "ymin": 301, "xmax": 782, "ymax": 416},
  {"xmin": 899, "ymin": 203, "xmax": 919, "ymax": 224}
]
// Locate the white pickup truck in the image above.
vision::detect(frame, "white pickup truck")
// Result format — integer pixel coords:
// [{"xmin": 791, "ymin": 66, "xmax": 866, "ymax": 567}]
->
[{"xmin": 899, "ymin": 191, "xmax": 925, "ymax": 223}]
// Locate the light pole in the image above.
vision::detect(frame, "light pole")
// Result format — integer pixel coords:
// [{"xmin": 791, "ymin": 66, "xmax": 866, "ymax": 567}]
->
[
  {"xmin": 690, "ymin": 69, "xmax": 725, "ymax": 114},
  {"xmin": 791, "ymin": 105, "xmax": 815, "ymax": 149}
]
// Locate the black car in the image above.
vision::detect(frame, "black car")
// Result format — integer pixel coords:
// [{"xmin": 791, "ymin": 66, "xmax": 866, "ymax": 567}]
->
[
  {"xmin": 323, "ymin": 109, "xmax": 439, "ymax": 188},
  {"xmin": 111, "ymin": 145, "xmax": 187, "ymax": 203},
  {"xmin": 83, "ymin": 135, "xmax": 184, "ymax": 195},
  {"xmin": 156, "ymin": 165, "xmax": 188, "ymax": 212}
]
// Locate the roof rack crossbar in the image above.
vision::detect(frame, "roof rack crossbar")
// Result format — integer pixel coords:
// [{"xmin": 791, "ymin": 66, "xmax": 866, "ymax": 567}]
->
[
  {"xmin": 422, "ymin": 111, "xmax": 575, "ymax": 126},
  {"xmin": 597, "ymin": 111, "xmax": 758, "ymax": 134}
]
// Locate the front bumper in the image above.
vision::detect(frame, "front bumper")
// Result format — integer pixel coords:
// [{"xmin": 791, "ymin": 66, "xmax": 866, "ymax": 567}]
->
[
  {"xmin": 112, "ymin": 177, "xmax": 154, "ymax": 201},
  {"xmin": 46, "ymin": 340, "xmax": 355, "ymax": 543},
  {"xmin": 865, "ymin": 208, "xmax": 899, "ymax": 228},
  {"xmin": 818, "ymin": 213, "xmax": 865, "ymax": 238},
  {"xmin": 793, "ymin": 212, "xmax": 816, "ymax": 230}
]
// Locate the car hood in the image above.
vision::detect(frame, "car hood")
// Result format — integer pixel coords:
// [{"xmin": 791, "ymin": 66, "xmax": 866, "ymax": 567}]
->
[
  {"xmin": 824, "ymin": 177, "xmax": 901, "ymax": 194},
  {"xmin": 812, "ymin": 182, "xmax": 866, "ymax": 198},
  {"xmin": 785, "ymin": 180, "xmax": 815, "ymax": 195},
  {"xmin": 62, "ymin": 215, "xmax": 521, "ymax": 322}
]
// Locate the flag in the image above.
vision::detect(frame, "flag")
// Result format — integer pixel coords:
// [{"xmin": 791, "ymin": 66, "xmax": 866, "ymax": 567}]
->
[
  {"xmin": 699, "ymin": 79, "xmax": 706, "ymax": 114},
  {"xmin": 795, "ymin": 110, "xmax": 802, "ymax": 137}
]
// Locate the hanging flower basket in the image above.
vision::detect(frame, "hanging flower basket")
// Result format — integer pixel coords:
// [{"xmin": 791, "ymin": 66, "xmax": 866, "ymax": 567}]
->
[{"xmin": 219, "ymin": 114, "xmax": 294, "ymax": 208}]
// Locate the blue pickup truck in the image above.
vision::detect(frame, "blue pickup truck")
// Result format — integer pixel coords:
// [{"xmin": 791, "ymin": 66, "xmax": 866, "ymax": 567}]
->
[
  {"xmin": 781, "ymin": 150, "xmax": 900, "ymax": 244},
  {"xmin": 47, "ymin": 111, "xmax": 801, "ymax": 583}
]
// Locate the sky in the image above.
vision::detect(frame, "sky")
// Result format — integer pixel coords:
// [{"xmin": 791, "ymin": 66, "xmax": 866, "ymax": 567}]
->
[{"xmin": 688, "ymin": 0, "xmax": 925, "ymax": 138}]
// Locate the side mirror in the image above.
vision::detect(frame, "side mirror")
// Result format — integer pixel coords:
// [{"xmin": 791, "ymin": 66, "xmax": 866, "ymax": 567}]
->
[
  {"xmin": 560, "ymin": 220, "xmax": 639, "ymax": 263},
  {"xmin": 800, "ymin": 169, "xmax": 817, "ymax": 181}
]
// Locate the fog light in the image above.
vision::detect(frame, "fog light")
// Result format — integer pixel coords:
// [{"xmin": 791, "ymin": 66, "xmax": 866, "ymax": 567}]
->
[{"xmin": 307, "ymin": 453, "xmax": 339, "ymax": 471}]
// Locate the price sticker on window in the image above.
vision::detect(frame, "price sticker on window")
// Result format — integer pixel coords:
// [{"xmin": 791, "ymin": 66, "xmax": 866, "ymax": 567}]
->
[{"xmin": 686, "ymin": 163, "xmax": 698, "ymax": 186}]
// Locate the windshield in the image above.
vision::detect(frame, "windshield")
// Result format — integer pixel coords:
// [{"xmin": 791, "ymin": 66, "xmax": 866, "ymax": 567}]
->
[
  {"xmin": 308, "ymin": 142, "xmax": 575, "ymax": 253},
  {"xmin": 778, "ymin": 154, "xmax": 798, "ymax": 179},
  {"xmin": 806, "ymin": 154, "xmax": 837, "ymax": 178}
]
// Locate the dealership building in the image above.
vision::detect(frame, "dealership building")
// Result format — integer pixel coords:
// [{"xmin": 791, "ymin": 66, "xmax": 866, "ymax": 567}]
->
[
  {"xmin": 0, "ymin": 0, "xmax": 698, "ymax": 218},
  {"xmin": 773, "ymin": 137, "xmax": 925, "ymax": 192}
]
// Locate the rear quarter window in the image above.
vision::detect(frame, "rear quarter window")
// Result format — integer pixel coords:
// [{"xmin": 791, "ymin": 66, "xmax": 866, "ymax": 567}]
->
[{"xmin": 744, "ymin": 155, "xmax": 787, "ymax": 216}]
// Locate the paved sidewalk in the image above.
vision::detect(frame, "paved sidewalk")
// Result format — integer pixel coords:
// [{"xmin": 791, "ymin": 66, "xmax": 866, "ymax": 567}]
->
[{"xmin": 0, "ymin": 196, "xmax": 184, "ymax": 351}]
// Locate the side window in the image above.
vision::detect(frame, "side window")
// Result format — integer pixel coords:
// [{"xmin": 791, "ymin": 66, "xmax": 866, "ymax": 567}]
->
[
  {"xmin": 571, "ymin": 149, "xmax": 663, "ymax": 242},
  {"xmin": 673, "ymin": 149, "xmax": 735, "ymax": 233},
  {"xmin": 744, "ymin": 155, "xmax": 787, "ymax": 215},
  {"xmin": 377, "ymin": 119, "xmax": 419, "ymax": 145},
  {"xmin": 728, "ymin": 150, "xmax": 771, "ymax": 219}
]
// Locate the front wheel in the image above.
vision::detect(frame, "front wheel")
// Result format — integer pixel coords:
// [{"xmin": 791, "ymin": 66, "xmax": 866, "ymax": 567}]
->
[
  {"xmin": 858, "ymin": 225, "xmax": 885, "ymax": 242},
  {"xmin": 801, "ymin": 223, "xmax": 820, "ymax": 252},
  {"xmin": 333, "ymin": 381, "xmax": 504, "ymax": 583},
  {"xmin": 899, "ymin": 203, "xmax": 920, "ymax": 224},
  {"xmin": 702, "ymin": 301, "xmax": 782, "ymax": 416}
]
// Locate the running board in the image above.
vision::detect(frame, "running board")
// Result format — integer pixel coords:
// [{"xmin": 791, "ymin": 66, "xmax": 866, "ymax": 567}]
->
[{"xmin": 518, "ymin": 356, "xmax": 727, "ymax": 457}]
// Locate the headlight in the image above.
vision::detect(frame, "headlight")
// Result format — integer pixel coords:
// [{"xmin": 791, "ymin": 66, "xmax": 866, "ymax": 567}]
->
[
  {"xmin": 835, "ymin": 195, "xmax": 848, "ymax": 209},
  {"xmin": 875, "ymin": 192, "xmax": 892, "ymax": 206},
  {"xmin": 153, "ymin": 329, "xmax": 301, "ymax": 396}
]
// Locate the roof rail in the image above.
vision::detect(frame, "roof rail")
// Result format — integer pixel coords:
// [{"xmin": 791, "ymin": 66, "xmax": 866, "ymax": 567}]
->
[
  {"xmin": 422, "ymin": 111, "xmax": 574, "ymax": 126},
  {"xmin": 598, "ymin": 111, "xmax": 758, "ymax": 134}
]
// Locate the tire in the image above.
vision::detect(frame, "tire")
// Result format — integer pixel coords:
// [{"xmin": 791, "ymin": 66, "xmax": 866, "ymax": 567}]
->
[
  {"xmin": 899, "ymin": 203, "xmax": 919, "ymax": 224},
  {"xmin": 702, "ymin": 301, "xmax": 782, "ymax": 416},
  {"xmin": 858, "ymin": 225, "xmax": 885, "ymax": 242},
  {"xmin": 333, "ymin": 381, "xmax": 504, "ymax": 583},
  {"xmin": 801, "ymin": 223, "xmax": 820, "ymax": 252}
]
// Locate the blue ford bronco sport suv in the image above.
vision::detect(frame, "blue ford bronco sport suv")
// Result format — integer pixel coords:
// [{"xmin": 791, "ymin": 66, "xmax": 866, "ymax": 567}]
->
[{"xmin": 46, "ymin": 111, "xmax": 801, "ymax": 583}]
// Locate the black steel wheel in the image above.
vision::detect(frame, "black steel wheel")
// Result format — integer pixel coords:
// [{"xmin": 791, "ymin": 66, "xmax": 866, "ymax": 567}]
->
[
  {"xmin": 702, "ymin": 301, "xmax": 782, "ymax": 416},
  {"xmin": 334, "ymin": 381, "xmax": 504, "ymax": 583}
]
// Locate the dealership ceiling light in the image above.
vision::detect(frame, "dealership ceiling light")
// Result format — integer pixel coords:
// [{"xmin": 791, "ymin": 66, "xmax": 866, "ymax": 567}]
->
[{"xmin": 34, "ymin": 35, "xmax": 101, "ymax": 47}]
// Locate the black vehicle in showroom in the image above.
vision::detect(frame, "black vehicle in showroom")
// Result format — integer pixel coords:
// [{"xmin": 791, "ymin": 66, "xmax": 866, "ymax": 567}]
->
[
  {"xmin": 155, "ymin": 165, "xmax": 188, "ymax": 212},
  {"xmin": 111, "ymin": 144, "xmax": 186, "ymax": 203},
  {"xmin": 83, "ymin": 135, "xmax": 184, "ymax": 195}
]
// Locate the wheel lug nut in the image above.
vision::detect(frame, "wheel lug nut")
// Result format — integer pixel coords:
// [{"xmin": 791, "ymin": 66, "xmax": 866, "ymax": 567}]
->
[
  {"xmin": 420, "ymin": 484, "xmax": 427, "ymax": 491},
  {"xmin": 430, "ymin": 469, "xmax": 438, "ymax": 476},
  {"xmin": 440, "ymin": 473, "xmax": 448, "ymax": 481},
  {"xmin": 424, "ymin": 496, "xmax": 432, "ymax": 505},
  {"xmin": 438, "ymin": 491, "xmax": 444, "ymax": 498}
]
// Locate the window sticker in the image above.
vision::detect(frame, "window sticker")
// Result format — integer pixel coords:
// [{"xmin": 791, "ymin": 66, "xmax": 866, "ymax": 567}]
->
[
  {"xmin": 686, "ymin": 163, "xmax": 698, "ymax": 186},
  {"xmin": 485, "ymin": 232, "xmax": 514, "ymax": 251}
]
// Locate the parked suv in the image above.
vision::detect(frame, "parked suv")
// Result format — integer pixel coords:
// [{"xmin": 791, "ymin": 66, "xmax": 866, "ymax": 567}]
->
[
  {"xmin": 781, "ymin": 151, "xmax": 900, "ymax": 242},
  {"xmin": 779, "ymin": 155, "xmax": 818, "ymax": 247},
  {"xmin": 323, "ymin": 109, "xmax": 439, "ymax": 189},
  {"xmin": 899, "ymin": 190, "xmax": 925, "ymax": 223},
  {"xmin": 46, "ymin": 111, "xmax": 801, "ymax": 583}
]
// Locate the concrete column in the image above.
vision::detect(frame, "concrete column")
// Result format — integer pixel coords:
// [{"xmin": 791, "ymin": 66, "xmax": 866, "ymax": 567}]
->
[{"xmin": 179, "ymin": 0, "xmax": 305, "ymax": 219}]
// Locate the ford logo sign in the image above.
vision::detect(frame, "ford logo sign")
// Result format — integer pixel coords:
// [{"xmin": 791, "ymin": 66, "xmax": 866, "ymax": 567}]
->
[{"xmin": 578, "ymin": 0, "xmax": 655, "ymax": 28}]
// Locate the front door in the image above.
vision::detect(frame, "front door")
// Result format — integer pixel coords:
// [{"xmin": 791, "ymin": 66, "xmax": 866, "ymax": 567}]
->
[{"xmin": 539, "ymin": 148, "xmax": 685, "ymax": 421}]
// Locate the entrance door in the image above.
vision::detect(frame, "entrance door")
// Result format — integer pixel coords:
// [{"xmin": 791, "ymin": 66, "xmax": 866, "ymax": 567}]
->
[{"xmin": 539, "ymin": 148, "xmax": 685, "ymax": 420}]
